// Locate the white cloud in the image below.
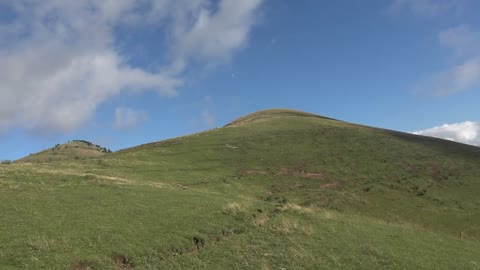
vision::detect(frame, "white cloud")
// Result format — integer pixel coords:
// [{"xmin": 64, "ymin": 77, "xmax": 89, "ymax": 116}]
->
[
  {"xmin": 413, "ymin": 121, "xmax": 480, "ymax": 146},
  {"xmin": 438, "ymin": 25, "xmax": 480, "ymax": 59},
  {"xmin": 415, "ymin": 25, "xmax": 480, "ymax": 96},
  {"xmin": 389, "ymin": 0, "xmax": 466, "ymax": 17},
  {"xmin": 172, "ymin": 0, "xmax": 263, "ymax": 64},
  {"xmin": 114, "ymin": 108, "xmax": 149, "ymax": 130},
  {"xmin": 0, "ymin": 49, "xmax": 180, "ymax": 133},
  {"xmin": 391, "ymin": 1, "xmax": 480, "ymax": 97},
  {"xmin": 418, "ymin": 59, "xmax": 480, "ymax": 96},
  {"xmin": 0, "ymin": 0, "xmax": 264, "ymax": 133}
]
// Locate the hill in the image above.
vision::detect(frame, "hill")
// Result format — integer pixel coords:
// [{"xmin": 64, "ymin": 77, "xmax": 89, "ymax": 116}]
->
[
  {"xmin": 1, "ymin": 109, "xmax": 479, "ymax": 269},
  {"xmin": 18, "ymin": 140, "xmax": 112, "ymax": 163},
  {"xmin": 224, "ymin": 108, "xmax": 336, "ymax": 127}
]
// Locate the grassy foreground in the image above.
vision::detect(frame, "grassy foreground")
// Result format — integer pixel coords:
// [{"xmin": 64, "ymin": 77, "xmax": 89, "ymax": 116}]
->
[{"xmin": 1, "ymin": 109, "xmax": 479, "ymax": 269}]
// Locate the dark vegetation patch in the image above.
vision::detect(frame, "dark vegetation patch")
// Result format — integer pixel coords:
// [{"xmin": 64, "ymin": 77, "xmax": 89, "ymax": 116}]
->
[
  {"xmin": 70, "ymin": 140, "xmax": 112, "ymax": 153},
  {"xmin": 192, "ymin": 236, "xmax": 206, "ymax": 250},
  {"xmin": 112, "ymin": 255, "xmax": 133, "ymax": 270}
]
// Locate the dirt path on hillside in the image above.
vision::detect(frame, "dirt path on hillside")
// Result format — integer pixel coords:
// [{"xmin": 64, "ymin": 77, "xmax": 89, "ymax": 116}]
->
[{"xmin": 30, "ymin": 167, "xmax": 165, "ymax": 188}]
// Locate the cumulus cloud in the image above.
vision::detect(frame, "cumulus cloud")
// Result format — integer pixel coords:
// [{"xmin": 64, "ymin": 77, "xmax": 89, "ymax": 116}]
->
[
  {"xmin": 172, "ymin": 0, "xmax": 263, "ymax": 64},
  {"xmin": 413, "ymin": 121, "xmax": 480, "ymax": 146},
  {"xmin": 114, "ymin": 108, "xmax": 149, "ymax": 130},
  {"xmin": 0, "ymin": 0, "xmax": 264, "ymax": 133}
]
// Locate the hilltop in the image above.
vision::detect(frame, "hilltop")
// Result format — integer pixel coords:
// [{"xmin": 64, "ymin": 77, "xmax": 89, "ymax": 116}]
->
[
  {"xmin": 225, "ymin": 108, "xmax": 336, "ymax": 127},
  {"xmin": 1, "ymin": 109, "xmax": 479, "ymax": 269},
  {"xmin": 18, "ymin": 140, "xmax": 112, "ymax": 163}
]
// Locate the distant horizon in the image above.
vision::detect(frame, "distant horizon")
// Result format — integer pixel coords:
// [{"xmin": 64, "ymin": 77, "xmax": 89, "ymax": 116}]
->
[
  {"xmin": 4, "ymin": 107, "xmax": 479, "ymax": 162},
  {"xmin": 1, "ymin": 0, "xmax": 479, "ymax": 160}
]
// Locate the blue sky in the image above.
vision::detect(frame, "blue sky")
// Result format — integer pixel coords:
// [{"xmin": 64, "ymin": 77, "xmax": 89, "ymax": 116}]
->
[{"xmin": 1, "ymin": 0, "xmax": 480, "ymax": 160}]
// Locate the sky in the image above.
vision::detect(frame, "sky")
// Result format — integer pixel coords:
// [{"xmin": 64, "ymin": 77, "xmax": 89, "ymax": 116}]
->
[{"xmin": 1, "ymin": 0, "xmax": 479, "ymax": 160}]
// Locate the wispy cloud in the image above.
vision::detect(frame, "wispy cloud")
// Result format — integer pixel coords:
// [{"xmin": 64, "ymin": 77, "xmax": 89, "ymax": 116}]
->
[
  {"xmin": 188, "ymin": 96, "xmax": 217, "ymax": 130},
  {"xmin": 200, "ymin": 96, "xmax": 217, "ymax": 128},
  {"xmin": 388, "ymin": 1, "xmax": 480, "ymax": 97},
  {"xmin": 393, "ymin": 1, "xmax": 479, "ymax": 145},
  {"xmin": 201, "ymin": 111, "xmax": 217, "ymax": 128},
  {"xmin": 114, "ymin": 108, "xmax": 149, "ymax": 130},
  {"xmin": 389, "ymin": 0, "xmax": 466, "ymax": 17},
  {"xmin": 438, "ymin": 25, "xmax": 480, "ymax": 59},
  {"xmin": 413, "ymin": 121, "xmax": 480, "ymax": 146},
  {"xmin": 0, "ymin": 0, "xmax": 264, "ymax": 134},
  {"xmin": 415, "ymin": 25, "xmax": 480, "ymax": 96},
  {"xmin": 417, "ymin": 58, "xmax": 480, "ymax": 96}
]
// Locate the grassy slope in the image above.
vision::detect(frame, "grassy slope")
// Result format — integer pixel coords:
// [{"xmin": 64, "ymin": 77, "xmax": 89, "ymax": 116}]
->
[
  {"xmin": 18, "ymin": 141, "xmax": 108, "ymax": 163},
  {"xmin": 1, "ymin": 110, "xmax": 479, "ymax": 269},
  {"xmin": 225, "ymin": 108, "xmax": 336, "ymax": 127}
]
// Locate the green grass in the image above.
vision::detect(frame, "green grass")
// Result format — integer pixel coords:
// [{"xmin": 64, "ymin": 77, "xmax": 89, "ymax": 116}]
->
[
  {"xmin": 18, "ymin": 140, "xmax": 109, "ymax": 163},
  {"xmin": 1, "ymin": 109, "xmax": 479, "ymax": 269}
]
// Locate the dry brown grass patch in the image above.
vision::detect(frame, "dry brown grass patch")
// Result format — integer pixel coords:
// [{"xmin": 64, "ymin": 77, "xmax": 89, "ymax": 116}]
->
[
  {"xmin": 252, "ymin": 213, "xmax": 270, "ymax": 227},
  {"xmin": 279, "ymin": 203, "xmax": 316, "ymax": 214},
  {"xmin": 272, "ymin": 217, "xmax": 314, "ymax": 235},
  {"xmin": 222, "ymin": 202, "xmax": 244, "ymax": 215}
]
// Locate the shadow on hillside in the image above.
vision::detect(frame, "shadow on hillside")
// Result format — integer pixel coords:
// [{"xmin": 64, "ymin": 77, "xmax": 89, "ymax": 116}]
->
[{"xmin": 385, "ymin": 129, "xmax": 480, "ymax": 159}]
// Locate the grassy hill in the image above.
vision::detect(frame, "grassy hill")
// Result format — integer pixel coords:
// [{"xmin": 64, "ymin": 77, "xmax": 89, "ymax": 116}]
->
[
  {"xmin": 224, "ymin": 108, "xmax": 336, "ymax": 127},
  {"xmin": 1, "ymin": 109, "xmax": 479, "ymax": 269},
  {"xmin": 18, "ymin": 140, "xmax": 111, "ymax": 163}
]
